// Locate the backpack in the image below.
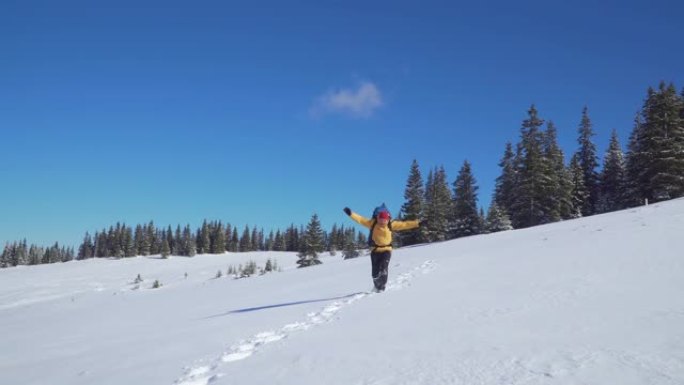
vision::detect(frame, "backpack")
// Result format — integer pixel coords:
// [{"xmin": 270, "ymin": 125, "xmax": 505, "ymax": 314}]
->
[{"xmin": 367, "ymin": 204, "xmax": 393, "ymax": 248}]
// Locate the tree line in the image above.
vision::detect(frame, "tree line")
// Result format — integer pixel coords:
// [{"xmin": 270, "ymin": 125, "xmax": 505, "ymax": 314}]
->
[
  {"xmin": 3, "ymin": 82, "xmax": 682, "ymax": 268},
  {"xmin": 0, "ymin": 220, "xmax": 366, "ymax": 268},
  {"xmin": 398, "ymin": 82, "xmax": 684, "ymax": 245}
]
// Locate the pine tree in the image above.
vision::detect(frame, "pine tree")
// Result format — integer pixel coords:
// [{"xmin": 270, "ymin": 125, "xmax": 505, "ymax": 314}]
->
[
  {"xmin": 574, "ymin": 107, "xmax": 600, "ymax": 215},
  {"xmin": 77, "ymin": 232, "xmax": 95, "ymax": 260},
  {"xmin": 211, "ymin": 222, "xmax": 226, "ymax": 254},
  {"xmin": 230, "ymin": 227, "xmax": 239, "ymax": 252},
  {"xmin": 599, "ymin": 129, "xmax": 627, "ymax": 212},
  {"xmin": 134, "ymin": 225, "xmax": 145, "ymax": 256},
  {"xmin": 173, "ymin": 225, "xmax": 182, "ymax": 256},
  {"xmin": 123, "ymin": 226, "xmax": 135, "ymax": 257},
  {"xmin": 297, "ymin": 214, "xmax": 325, "ymax": 268},
  {"xmin": 568, "ymin": 154, "xmax": 587, "ymax": 218},
  {"xmin": 542, "ymin": 121, "xmax": 566, "ymax": 222},
  {"xmin": 509, "ymin": 105, "xmax": 556, "ymax": 228},
  {"xmin": 452, "ymin": 160, "xmax": 481, "ymax": 238},
  {"xmin": 423, "ymin": 166, "xmax": 452, "ymax": 242},
  {"xmin": 274, "ymin": 230, "xmax": 286, "ymax": 251},
  {"xmin": 224, "ymin": 224, "xmax": 233, "ymax": 252},
  {"xmin": 239, "ymin": 225, "xmax": 251, "ymax": 252},
  {"xmin": 485, "ymin": 202, "xmax": 513, "ymax": 232},
  {"xmin": 342, "ymin": 229, "xmax": 361, "ymax": 259},
  {"xmin": 626, "ymin": 82, "xmax": 684, "ymax": 203},
  {"xmin": 399, "ymin": 159, "xmax": 425, "ymax": 245},
  {"xmin": 250, "ymin": 226, "xmax": 259, "ymax": 251},
  {"xmin": 183, "ymin": 225, "xmax": 197, "ymax": 257},
  {"xmin": 161, "ymin": 239, "xmax": 170, "ymax": 259},
  {"xmin": 494, "ymin": 142, "xmax": 516, "ymax": 218},
  {"xmin": 143, "ymin": 222, "xmax": 154, "ymax": 256}
]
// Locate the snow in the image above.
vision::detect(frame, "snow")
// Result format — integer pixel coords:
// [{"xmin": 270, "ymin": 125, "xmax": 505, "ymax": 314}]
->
[{"xmin": 2, "ymin": 200, "xmax": 684, "ymax": 384}]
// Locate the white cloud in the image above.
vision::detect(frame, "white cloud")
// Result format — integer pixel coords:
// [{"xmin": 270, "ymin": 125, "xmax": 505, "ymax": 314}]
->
[{"xmin": 311, "ymin": 81, "xmax": 384, "ymax": 119}]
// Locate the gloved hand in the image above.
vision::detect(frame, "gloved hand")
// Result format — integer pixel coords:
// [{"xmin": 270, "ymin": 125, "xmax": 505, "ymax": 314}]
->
[
  {"xmin": 343, "ymin": 207, "xmax": 352, "ymax": 216},
  {"xmin": 420, "ymin": 220, "xmax": 428, "ymax": 228}
]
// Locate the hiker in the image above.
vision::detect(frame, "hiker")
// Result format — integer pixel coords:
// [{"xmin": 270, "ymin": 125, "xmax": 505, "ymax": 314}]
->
[{"xmin": 343, "ymin": 204, "xmax": 424, "ymax": 292}]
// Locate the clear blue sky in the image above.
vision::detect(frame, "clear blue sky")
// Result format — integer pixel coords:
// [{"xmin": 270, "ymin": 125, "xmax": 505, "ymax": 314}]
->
[{"xmin": 2, "ymin": 0, "xmax": 683, "ymax": 248}]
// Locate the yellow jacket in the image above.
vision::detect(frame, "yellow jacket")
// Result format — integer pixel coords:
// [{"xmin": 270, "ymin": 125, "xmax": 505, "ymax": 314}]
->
[{"xmin": 348, "ymin": 211, "xmax": 420, "ymax": 252}]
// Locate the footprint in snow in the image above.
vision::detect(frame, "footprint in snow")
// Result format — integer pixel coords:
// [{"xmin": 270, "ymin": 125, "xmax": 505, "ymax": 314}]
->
[{"xmin": 175, "ymin": 260, "xmax": 435, "ymax": 385}]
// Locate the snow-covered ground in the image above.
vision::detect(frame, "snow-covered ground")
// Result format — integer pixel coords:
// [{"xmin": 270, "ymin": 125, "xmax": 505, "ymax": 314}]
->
[{"xmin": 2, "ymin": 199, "xmax": 684, "ymax": 385}]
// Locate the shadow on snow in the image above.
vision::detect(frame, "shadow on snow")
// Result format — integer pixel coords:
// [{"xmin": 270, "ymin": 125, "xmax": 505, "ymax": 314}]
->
[{"xmin": 204, "ymin": 292, "xmax": 366, "ymax": 318}]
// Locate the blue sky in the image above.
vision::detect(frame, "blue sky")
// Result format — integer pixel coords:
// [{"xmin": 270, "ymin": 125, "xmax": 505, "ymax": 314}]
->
[{"xmin": 2, "ymin": 0, "xmax": 683, "ymax": 248}]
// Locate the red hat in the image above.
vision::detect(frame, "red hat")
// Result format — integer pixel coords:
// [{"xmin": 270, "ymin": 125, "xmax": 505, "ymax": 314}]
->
[{"xmin": 378, "ymin": 211, "xmax": 390, "ymax": 220}]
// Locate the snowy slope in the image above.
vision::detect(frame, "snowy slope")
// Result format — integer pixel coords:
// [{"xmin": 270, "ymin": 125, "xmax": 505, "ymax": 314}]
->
[{"xmin": 1, "ymin": 199, "xmax": 684, "ymax": 385}]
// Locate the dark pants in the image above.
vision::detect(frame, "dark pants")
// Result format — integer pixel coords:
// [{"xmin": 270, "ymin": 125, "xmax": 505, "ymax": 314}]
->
[{"xmin": 370, "ymin": 250, "xmax": 391, "ymax": 291}]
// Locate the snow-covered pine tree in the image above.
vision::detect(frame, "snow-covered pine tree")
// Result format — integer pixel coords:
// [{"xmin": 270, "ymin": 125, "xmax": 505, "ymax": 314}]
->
[
  {"xmin": 274, "ymin": 230, "xmax": 286, "ymax": 251},
  {"xmin": 479, "ymin": 207, "xmax": 486, "ymax": 233},
  {"xmin": 452, "ymin": 160, "xmax": 481, "ymax": 238},
  {"xmin": 485, "ymin": 202, "xmax": 513, "ymax": 233},
  {"xmin": 124, "ymin": 226, "xmax": 135, "ymax": 257},
  {"xmin": 509, "ymin": 105, "xmax": 556, "ymax": 228},
  {"xmin": 574, "ymin": 107, "xmax": 600, "ymax": 216},
  {"xmin": 627, "ymin": 82, "xmax": 684, "ymax": 202},
  {"xmin": 297, "ymin": 214, "xmax": 325, "ymax": 268},
  {"xmin": 230, "ymin": 227, "xmax": 239, "ymax": 252},
  {"xmin": 568, "ymin": 153, "xmax": 587, "ymax": 218},
  {"xmin": 266, "ymin": 230, "xmax": 275, "ymax": 251},
  {"xmin": 239, "ymin": 225, "xmax": 251, "ymax": 252},
  {"xmin": 28, "ymin": 245, "xmax": 42, "ymax": 265},
  {"xmin": 399, "ymin": 159, "xmax": 425, "ymax": 246},
  {"xmin": 598, "ymin": 129, "xmax": 627, "ymax": 212},
  {"xmin": 161, "ymin": 238, "xmax": 170, "ymax": 258},
  {"xmin": 183, "ymin": 225, "xmax": 197, "ymax": 256},
  {"xmin": 211, "ymin": 222, "xmax": 226, "ymax": 254},
  {"xmin": 77, "ymin": 232, "xmax": 95, "ymax": 260},
  {"xmin": 542, "ymin": 121, "xmax": 569, "ymax": 222},
  {"xmin": 174, "ymin": 225, "xmax": 183, "ymax": 256},
  {"xmin": 342, "ymin": 229, "xmax": 361, "ymax": 259},
  {"xmin": 250, "ymin": 226, "xmax": 259, "ymax": 251},
  {"xmin": 423, "ymin": 166, "xmax": 452, "ymax": 242},
  {"xmin": 494, "ymin": 142, "xmax": 516, "ymax": 219}
]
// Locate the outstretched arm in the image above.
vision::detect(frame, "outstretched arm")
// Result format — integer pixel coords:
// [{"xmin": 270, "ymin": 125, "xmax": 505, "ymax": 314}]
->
[
  {"xmin": 390, "ymin": 219, "xmax": 421, "ymax": 231},
  {"xmin": 344, "ymin": 207, "xmax": 373, "ymax": 229}
]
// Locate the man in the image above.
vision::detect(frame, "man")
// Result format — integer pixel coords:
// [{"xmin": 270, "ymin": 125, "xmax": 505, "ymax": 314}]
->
[{"xmin": 344, "ymin": 204, "xmax": 424, "ymax": 292}]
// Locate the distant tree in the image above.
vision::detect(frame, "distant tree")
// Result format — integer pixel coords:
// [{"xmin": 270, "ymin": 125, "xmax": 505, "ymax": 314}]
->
[
  {"xmin": 423, "ymin": 166, "xmax": 452, "ymax": 242},
  {"xmin": 211, "ymin": 222, "xmax": 226, "ymax": 254},
  {"xmin": 485, "ymin": 202, "xmax": 513, "ymax": 233},
  {"xmin": 509, "ymin": 105, "xmax": 556, "ymax": 228},
  {"xmin": 342, "ymin": 229, "xmax": 361, "ymax": 259},
  {"xmin": 494, "ymin": 141, "xmax": 517, "ymax": 219},
  {"xmin": 568, "ymin": 154, "xmax": 587, "ymax": 218},
  {"xmin": 543, "ymin": 121, "xmax": 571, "ymax": 221},
  {"xmin": 451, "ymin": 160, "xmax": 481, "ymax": 237},
  {"xmin": 399, "ymin": 159, "xmax": 425, "ymax": 245},
  {"xmin": 239, "ymin": 225, "xmax": 251, "ymax": 252},
  {"xmin": 161, "ymin": 238, "xmax": 170, "ymax": 259},
  {"xmin": 77, "ymin": 232, "xmax": 95, "ymax": 260},
  {"xmin": 625, "ymin": 82, "xmax": 684, "ymax": 203},
  {"xmin": 251, "ymin": 226, "xmax": 259, "ymax": 251},
  {"xmin": 230, "ymin": 227, "xmax": 239, "ymax": 252},
  {"xmin": 574, "ymin": 107, "xmax": 600, "ymax": 215},
  {"xmin": 297, "ymin": 214, "xmax": 325, "ymax": 268},
  {"xmin": 598, "ymin": 129, "xmax": 627, "ymax": 212},
  {"xmin": 274, "ymin": 230, "xmax": 286, "ymax": 251}
]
